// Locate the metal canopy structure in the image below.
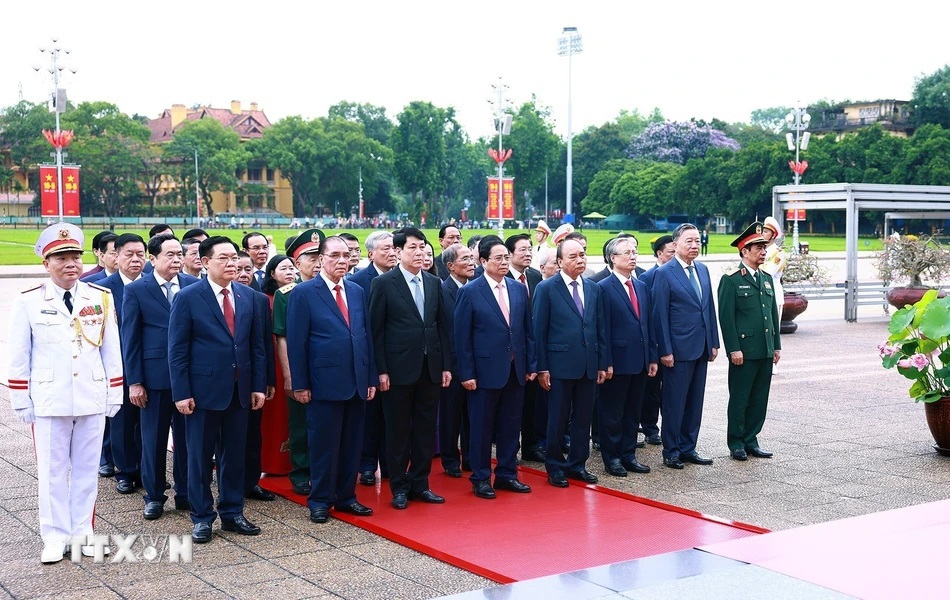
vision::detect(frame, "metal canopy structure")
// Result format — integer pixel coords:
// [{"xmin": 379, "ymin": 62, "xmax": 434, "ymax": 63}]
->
[{"xmin": 771, "ymin": 183, "xmax": 950, "ymax": 321}]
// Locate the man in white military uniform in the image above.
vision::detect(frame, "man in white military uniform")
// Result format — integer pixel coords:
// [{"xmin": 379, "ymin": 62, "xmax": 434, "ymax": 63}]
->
[{"xmin": 7, "ymin": 223, "xmax": 124, "ymax": 564}]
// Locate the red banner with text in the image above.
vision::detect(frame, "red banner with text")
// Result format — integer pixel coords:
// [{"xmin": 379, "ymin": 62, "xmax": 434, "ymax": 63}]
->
[
  {"xmin": 486, "ymin": 177, "xmax": 515, "ymax": 220},
  {"xmin": 40, "ymin": 165, "xmax": 81, "ymax": 216}
]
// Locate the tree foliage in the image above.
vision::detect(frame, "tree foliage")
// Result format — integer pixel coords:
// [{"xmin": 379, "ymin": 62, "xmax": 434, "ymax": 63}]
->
[
  {"xmin": 627, "ymin": 121, "xmax": 740, "ymax": 165},
  {"xmin": 910, "ymin": 65, "xmax": 950, "ymax": 129}
]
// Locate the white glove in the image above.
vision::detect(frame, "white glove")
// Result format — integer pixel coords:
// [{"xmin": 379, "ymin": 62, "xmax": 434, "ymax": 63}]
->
[
  {"xmin": 14, "ymin": 407, "xmax": 35, "ymax": 424},
  {"xmin": 106, "ymin": 405, "xmax": 121, "ymax": 418}
]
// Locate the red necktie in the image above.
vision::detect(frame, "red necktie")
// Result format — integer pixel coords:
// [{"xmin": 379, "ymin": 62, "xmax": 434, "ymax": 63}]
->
[
  {"xmin": 335, "ymin": 285, "xmax": 350, "ymax": 326},
  {"xmin": 519, "ymin": 273, "xmax": 529, "ymax": 298},
  {"xmin": 625, "ymin": 279, "xmax": 640, "ymax": 319},
  {"xmin": 221, "ymin": 288, "xmax": 235, "ymax": 336}
]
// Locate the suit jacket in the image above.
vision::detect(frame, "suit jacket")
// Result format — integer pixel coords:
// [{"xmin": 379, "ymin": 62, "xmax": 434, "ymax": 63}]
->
[
  {"xmin": 286, "ymin": 277, "xmax": 377, "ymax": 401},
  {"xmin": 651, "ymin": 259, "xmax": 720, "ymax": 361},
  {"xmin": 349, "ymin": 263, "xmax": 382, "ymax": 299},
  {"xmin": 717, "ymin": 266, "xmax": 781, "ymax": 359},
  {"xmin": 598, "ymin": 274, "xmax": 656, "ymax": 375},
  {"xmin": 435, "ymin": 253, "xmax": 450, "ymax": 280},
  {"xmin": 533, "ymin": 275, "xmax": 608, "ymax": 379},
  {"xmin": 369, "ymin": 267, "xmax": 451, "ymax": 386},
  {"xmin": 639, "ymin": 264, "xmax": 660, "ymax": 290},
  {"xmin": 122, "ymin": 272, "xmax": 200, "ymax": 390},
  {"xmin": 441, "ymin": 276, "xmax": 463, "ymax": 371},
  {"xmin": 80, "ymin": 269, "xmax": 109, "ymax": 284},
  {"xmin": 454, "ymin": 275, "xmax": 536, "ymax": 389},
  {"xmin": 506, "ymin": 267, "xmax": 542, "ymax": 300},
  {"xmin": 99, "ymin": 271, "xmax": 138, "ymax": 329},
  {"xmin": 168, "ymin": 279, "xmax": 266, "ymax": 409},
  {"xmin": 253, "ymin": 290, "xmax": 277, "ymax": 388},
  {"xmin": 590, "ymin": 267, "xmax": 611, "ymax": 283}
]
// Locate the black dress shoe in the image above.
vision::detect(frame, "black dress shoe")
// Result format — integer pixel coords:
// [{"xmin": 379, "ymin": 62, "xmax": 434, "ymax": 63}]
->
[
  {"xmin": 636, "ymin": 440, "xmax": 646, "ymax": 449},
  {"xmin": 192, "ymin": 522, "xmax": 212, "ymax": 544},
  {"xmin": 221, "ymin": 515, "xmax": 261, "ymax": 536},
  {"xmin": 731, "ymin": 448, "xmax": 748, "ymax": 461},
  {"xmin": 591, "ymin": 441, "xmax": 601, "ymax": 451},
  {"xmin": 358, "ymin": 471, "xmax": 376, "ymax": 486},
  {"xmin": 494, "ymin": 478, "xmax": 531, "ymax": 493},
  {"xmin": 567, "ymin": 470, "xmax": 599, "ymax": 484},
  {"xmin": 461, "ymin": 462, "xmax": 472, "ymax": 472},
  {"xmin": 547, "ymin": 473, "xmax": 569, "ymax": 488},
  {"xmin": 605, "ymin": 461, "xmax": 628, "ymax": 477},
  {"xmin": 164, "ymin": 481, "xmax": 171, "ymax": 490},
  {"xmin": 682, "ymin": 451, "xmax": 714, "ymax": 465},
  {"xmin": 336, "ymin": 502, "xmax": 373, "ymax": 516},
  {"xmin": 621, "ymin": 459, "xmax": 651, "ymax": 474},
  {"xmin": 407, "ymin": 490, "xmax": 445, "ymax": 504},
  {"xmin": 143, "ymin": 501, "xmax": 164, "ymax": 520},
  {"xmin": 174, "ymin": 497, "xmax": 190, "ymax": 511},
  {"xmin": 309, "ymin": 507, "xmax": 329, "ymax": 523},
  {"xmin": 646, "ymin": 434, "xmax": 663, "ymax": 445},
  {"xmin": 98, "ymin": 464, "xmax": 115, "ymax": 478},
  {"xmin": 664, "ymin": 457, "xmax": 685, "ymax": 469},
  {"xmin": 246, "ymin": 485, "xmax": 276, "ymax": 501},
  {"xmin": 746, "ymin": 446, "xmax": 774, "ymax": 458},
  {"xmin": 521, "ymin": 448, "xmax": 545, "ymax": 462},
  {"xmin": 116, "ymin": 480, "xmax": 137, "ymax": 494},
  {"xmin": 291, "ymin": 481, "xmax": 311, "ymax": 496},
  {"xmin": 472, "ymin": 480, "xmax": 496, "ymax": 499},
  {"xmin": 444, "ymin": 467, "xmax": 463, "ymax": 478},
  {"xmin": 391, "ymin": 493, "xmax": 408, "ymax": 509}
]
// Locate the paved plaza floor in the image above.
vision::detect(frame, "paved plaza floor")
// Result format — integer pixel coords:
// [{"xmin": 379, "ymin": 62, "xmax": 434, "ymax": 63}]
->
[{"xmin": 0, "ymin": 254, "xmax": 945, "ymax": 599}]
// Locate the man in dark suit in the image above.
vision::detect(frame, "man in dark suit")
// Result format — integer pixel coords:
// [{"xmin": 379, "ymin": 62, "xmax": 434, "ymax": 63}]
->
[
  {"xmin": 533, "ymin": 239, "xmax": 608, "ymax": 487},
  {"xmin": 369, "ymin": 227, "xmax": 452, "ymax": 509},
  {"xmin": 639, "ymin": 234, "xmax": 675, "ymax": 446},
  {"xmin": 349, "ymin": 231, "xmax": 397, "ymax": 486},
  {"xmin": 169, "ymin": 236, "xmax": 267, "ymax": 543},
  {"xmin": 434, "ymin": 225, "xmax": 462, "ymax": 280},
  {"xmin": 287, "ymin": 236, "xmax": 377, "ymax": 523},
  {"xmin": 100, "ymin": 233, "xmax": 148, "ymax": 495},
  {"xmin": 597, "ymin": 237, "xmax": 657, "ymax": 477},
  {"xmin": 81, "ymin": 233, "xmax": 118, "ymax": 283},
  {"xmin": 122, "ymin": 233, "xmax": 198, "ymax": 519},
  {"xmin": 439, "ymin": 243, "xmax": 475, "ymax": 477},
  {"xmin": 339, "ymin": 232, "xmax": 362, "ymax": 276},
  {"xmin": 80, "ymin": 231, "xmax": 112, "ymax": 279},
  {"xmin": 242, "ymin": 232, "xmax": 269, "ymax": 291},
  {"xmin": 651, "ymin": 223, "xmax": 720, "ymax": 469},
  {"xmin": 504, "ymin": 233, "xmax": 545, "ymax": 462},
  {"xmin": 455, "ymin": 236, "xmax": 537, "ymax": 499}
]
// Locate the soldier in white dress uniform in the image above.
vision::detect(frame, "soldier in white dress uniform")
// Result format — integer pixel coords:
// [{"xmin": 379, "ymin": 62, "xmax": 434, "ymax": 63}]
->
[{"xmin": 7, "ymin": 223, "xmax": 124, "ymax": 564}]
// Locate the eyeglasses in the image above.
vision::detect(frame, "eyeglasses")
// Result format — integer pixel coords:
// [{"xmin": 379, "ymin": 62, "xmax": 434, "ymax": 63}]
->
[
  {"xmin": 451, "ymin": 256, "xmax": 476, "ymax": 264},
  {"xmin": 246, "ymin": 245, "xmax": 268, "ymax": 252},
  {"xmin": 488, "ymin": 255, "xmax": 511, "ymax": 263},
  {"xmin": 613, "ymin": 250, "xmax": 638, "ymax": 257},
  {"xmin": 213, "ymin": 256, "xmax": 239, "ymax": 264},
  {"xmin": 323, "ymin": 252, "xmax": 350, "ymax": 261}
]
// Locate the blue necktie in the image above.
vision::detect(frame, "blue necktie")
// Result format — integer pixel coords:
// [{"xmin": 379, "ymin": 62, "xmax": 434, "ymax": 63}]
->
[
  {"xmin": 411, "ymin": 276, "xmax": 425, "ymax": 319},
  {"xmin": 688, "ymin": 264, "xmax": 702, "ymax": 301},
  {"xmin": 570, "ymin": 281, "xmax": 584, "ymax": 317}
]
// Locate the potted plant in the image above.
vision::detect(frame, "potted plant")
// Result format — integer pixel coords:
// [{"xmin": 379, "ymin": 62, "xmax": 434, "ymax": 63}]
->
[
  {"xmin": 879, "ymin": 290, "xmax": 950, "ymax": 455},
  {"xmin": 875, "ymin": 233, "xmax": 950, "ymax": 309},
  {"xmin": 779, "ymin": 252, "xmax": 829, "ymax": 333}
]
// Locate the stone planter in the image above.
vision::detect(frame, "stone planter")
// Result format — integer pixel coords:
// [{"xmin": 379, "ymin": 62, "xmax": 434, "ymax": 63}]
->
[
  {"xmin": 780, "ymin": 292, "xmax": 808, "ymax": 334},
  {"xmin": 924, "ymin": 397, "xmax": 950, "ymax": 456},
  {"xmin": 885, "ymin": 287, "xmax": 946, "ymax": 310}
]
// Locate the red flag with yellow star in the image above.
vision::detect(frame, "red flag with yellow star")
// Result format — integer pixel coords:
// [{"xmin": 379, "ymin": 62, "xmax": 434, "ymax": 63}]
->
[
  {"xmin": 39, "ymin": 166, "xmax": 58, "ymax": 216},
  {"xmin": 62, "ymin": 166, "xmax": 80, "ymax": 216}
]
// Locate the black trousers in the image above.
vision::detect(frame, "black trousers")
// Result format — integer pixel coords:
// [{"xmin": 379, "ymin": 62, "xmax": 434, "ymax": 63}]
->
[{"xmin": 382, "ymin": 358, "xmax": 439, "ymax": 496}]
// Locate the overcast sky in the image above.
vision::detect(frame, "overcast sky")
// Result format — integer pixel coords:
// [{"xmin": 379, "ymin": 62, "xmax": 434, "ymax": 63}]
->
[{"xmin": 3, "ymin": 0, "xmax": 947, "ymax": 140}]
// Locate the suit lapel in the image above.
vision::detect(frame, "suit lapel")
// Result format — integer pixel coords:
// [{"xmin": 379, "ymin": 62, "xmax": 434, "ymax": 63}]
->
[
  {"xmin": 555, "ymin": 277, "xmax": 583, "ymax": 320},
  {"xmin": 478, "ymin": 277, "xmax": 508, "ymax": 324},
  {"xmin": 199, "ymin": 280, "xmax": 232, "ymax": 337},
  {"xmin": 608, "ymin": 276, "xmax": 637, "ymax": 319},
  {"xmin": 674, "ymin": 261, "xmax": 702, "ymax": 306},
  {"xmin": 315, "ymin": 277, "xmax": 349, "ymax": 327},
  {"xmin": 392, "ymin": 270, "xmax": 423, "ymax": 323},
  {"xmin": 146, "ymin": 275, "xmax": 170, "ymax": 312}
]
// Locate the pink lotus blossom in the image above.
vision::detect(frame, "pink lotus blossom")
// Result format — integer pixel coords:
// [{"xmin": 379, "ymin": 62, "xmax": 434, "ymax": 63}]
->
[
  {"xmin": 897, "ymin": 358, "xmax": 912, "ymax": 368},
  {"xmin": 878, "ymin": 343, "xmax": 900, "ymax": 358},
  {"xmin": 910, "ymin": 354, "xmax": 931, "ymax": 370}
]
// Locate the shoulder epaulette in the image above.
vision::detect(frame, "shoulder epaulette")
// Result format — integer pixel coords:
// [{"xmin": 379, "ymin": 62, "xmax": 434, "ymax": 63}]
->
[
  {"xmin": 87, "ymin": 282, "xmax": 112, "ymax": 293},
  {"xmin": 278, "ymin": 282, "xmax": 297, "ymax": 295},
  {"xmin": 725, "ymin": 267, "xmax": 740, "ymax": 276},
  {"xmin": 20, "ymin": 284, "xmax": 43, "ymax": 294}
]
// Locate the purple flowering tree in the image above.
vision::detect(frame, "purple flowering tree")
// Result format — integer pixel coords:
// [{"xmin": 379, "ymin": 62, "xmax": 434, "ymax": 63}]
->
[{"xmin": 627, "ymin": 121, "xmax": 740, "ymax": 165}]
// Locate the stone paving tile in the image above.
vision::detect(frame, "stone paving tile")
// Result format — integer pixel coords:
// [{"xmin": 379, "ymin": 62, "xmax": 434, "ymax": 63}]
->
[
  {"xmin": 307, "ymin": 563, "xmax": 409, "ymax": 595},
  {"xmin": 2, "ymin": 567, "xmax": 105, "ymax": 599},
  {"xmin": 216, "ymin": 576, "xmax": 332, "ymax": 600},
  {"xmin": 270, "ymin": 548, "xmax": 373, "ymax": 577},
  {"xmin": 354, "ymin": 579, "xmax": 442, "ymax": 600}
]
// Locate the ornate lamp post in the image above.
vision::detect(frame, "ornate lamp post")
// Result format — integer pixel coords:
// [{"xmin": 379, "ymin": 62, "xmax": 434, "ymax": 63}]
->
[
  {"xmin": 489, "ymin": 79, "xmax": 512, "ymax": 238},
  {"xmin": 785, "ymin": 106, "xmax": 811, "ymax": 254},
  {"xmin": 558, "ymin": 26, "xmax": 582, "ymax": 223},
  {"xmin": 34, "ymin": 39, "xmax": 77, "ymax": 222}
]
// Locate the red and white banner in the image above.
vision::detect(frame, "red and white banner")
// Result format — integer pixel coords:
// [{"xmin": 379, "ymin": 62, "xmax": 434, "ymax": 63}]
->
[
  {"xmin": 40, "ymin": 165, "xmax": 80, "ymax": 216},
  {"xmin": 487, "ymin": 177, "xmax": 515, "ymax": 221},
  {"xmin": 786, "ymin": 208, "xmax": 806, "ymax": 221}
]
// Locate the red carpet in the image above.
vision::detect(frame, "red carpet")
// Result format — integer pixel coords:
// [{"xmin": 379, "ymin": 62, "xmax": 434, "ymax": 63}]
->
[
  {"xmin": 260, "ymin": 460, "xmax": 766, "ymax": 583},
  {"xmin": 701, "ymin": 499, "xmax": 950, "ymax": 600}
]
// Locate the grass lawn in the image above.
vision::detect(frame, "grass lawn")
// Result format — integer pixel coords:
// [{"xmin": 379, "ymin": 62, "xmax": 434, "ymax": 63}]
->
[{"xmin": 0, "ymin": 226, "xmax": 884, "ymax": 266}]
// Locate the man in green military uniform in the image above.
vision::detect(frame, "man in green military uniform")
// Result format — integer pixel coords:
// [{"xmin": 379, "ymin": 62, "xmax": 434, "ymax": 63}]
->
[
  {"xmin": 717, "ymin": 222, "xmax": 781, "ymax": 461},
  {"xmin": 274, "ymin": 229, "xmax": 325, "ymax": 494}
]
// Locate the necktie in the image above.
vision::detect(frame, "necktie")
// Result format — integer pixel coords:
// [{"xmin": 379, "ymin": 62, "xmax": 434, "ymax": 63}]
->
[
  {"xmin": 496, "ymin": 282, "xmax": 510, "ymax": 325},
  {"xmin": 570, "ymin": 280, "xmax": 584, "ymax": 317},
  {"xmin": 163, "ymin": 281, "xmax": 176, "ymax": 305},
  {"xmin": 519, "ymin": 273, "xmax": 529, "ymax": 298},
  {"xmin": 221, "ymin": 288, "xmax": 235, "ymax": 336},
  {"xmin": 411, "ymin": 276, "xmax": 425, "ymax": 319},
  {"xmin": 625, "ymin": 279, "xmax": 640, "ymax": 319},
  {"xmin": 256, "ymin": 270, "xmax": 264, "ymax": 287},
  {"xmin": 752, "ymin": 271, "xmax": 759, "ymax": 285},
  {"xmin": 334, "ymin": 284, "xmax": 350, "ymax": 326},
  {"xmin": 63, "ymin": 291, "xmax": 73, "ymax": 313},
  {"xmin": 687, "ymin": 264, "xmax": 702, "ymax": 301}
]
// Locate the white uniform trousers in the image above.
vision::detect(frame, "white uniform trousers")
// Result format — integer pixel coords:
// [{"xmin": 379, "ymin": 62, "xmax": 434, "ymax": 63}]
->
[{"xmin": 33, "ymin": 414, "xmax": 105, "ymax": 546}]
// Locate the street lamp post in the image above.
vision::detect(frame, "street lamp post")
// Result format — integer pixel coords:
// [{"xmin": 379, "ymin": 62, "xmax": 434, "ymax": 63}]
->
[
  {"xmin": 34, "ymin": 39, "xmax": 76, "ymax": 222},
  {"xmin": 785, "ymin": 106, "xmax": 811, "ymax": 254},
  {"xmin": 558, "ymin": 26, "xmax": 582, "ymax": 223},
  {"xmin": 489, "ymin": 79, "xmax": 511, "ymax": 238}
]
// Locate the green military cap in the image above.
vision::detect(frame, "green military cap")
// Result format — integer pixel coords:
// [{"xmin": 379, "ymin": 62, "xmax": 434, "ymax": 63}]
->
[
  {"xmin": 731, "ymin": 222, "xmax": 769, "ymax": 250},
  {"xmin": 286, "ymin": 228, "xmax": 325, "ymax": 259}
]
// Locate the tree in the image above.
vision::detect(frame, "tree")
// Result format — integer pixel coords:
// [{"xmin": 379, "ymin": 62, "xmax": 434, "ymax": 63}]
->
[
  {"xmin": 627, "ymin": 121, "xmax": 740, "ymax": 165},
  {"xmin": 580, "ymin": 158, "xmax": 636, "ymax": 216},
  {"xmin": 328, "ymin": 101, "xmax": 394, "ymax": 145},
  {"xmin": 0, "ymin": 101, "xmax": 55, "ymax": 194},
  {"xmin": 569, "ymin": 122, "xmax": 626, "ymax": 207},
  {"xmin": 251, "ymin": 116, "xmax": 322, "ymax": 216},
  {"xmin": 494, "ymin": 98, "xmax": 561, "ymax": 216},
  {"xmin": 313, "ymin": 116, "xmax": 393, "ymax": 217},
  {"xmin": 391, "ymin": 101, "xmax": 451, "ymax": 221},
  {"xmin": 910, "ymin": 65, "xmax": 950, "ymax": 129},
  {"xmin": 611, "ymin": 161, "xmax": 684, "ymax": 217},
  {"xmin": 749, "ymin": 107, "xmax": 791, "ymax": 134},
  {"xmin": 615, "ymin": 107, "xmax": 664, "ymax": 141},
  {"xmin": 163, "ymin": 118, "xmax": 250, "ymax": 217},
  {"xmin": 895, "ymin": 124, "xmax": 950, "ymax": 186}
]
